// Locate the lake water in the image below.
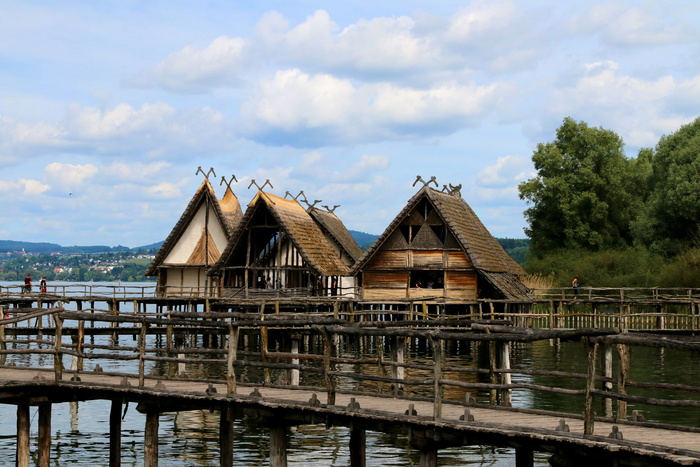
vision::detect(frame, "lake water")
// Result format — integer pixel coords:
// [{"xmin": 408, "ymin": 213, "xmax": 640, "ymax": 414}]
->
[{"xmin": 1, "ymin": 281, "xmax": 698, "ymax": 465}]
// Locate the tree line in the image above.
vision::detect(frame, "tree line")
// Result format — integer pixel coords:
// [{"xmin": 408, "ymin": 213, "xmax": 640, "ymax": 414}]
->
[{"xmin": 519, "ymin": 116, "xmax": 700, "ymax": 288}]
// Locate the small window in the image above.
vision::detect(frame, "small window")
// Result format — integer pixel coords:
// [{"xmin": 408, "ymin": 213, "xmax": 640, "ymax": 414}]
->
[{"xmin": 410, "ymin": 270, "xmax": 444, "ymax": 289}]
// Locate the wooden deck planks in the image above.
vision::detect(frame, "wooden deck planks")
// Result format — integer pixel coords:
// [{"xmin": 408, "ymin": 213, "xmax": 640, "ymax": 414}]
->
[{"xmin": 1, "ymin": 366, "xmax": 699, "ymax": 461}]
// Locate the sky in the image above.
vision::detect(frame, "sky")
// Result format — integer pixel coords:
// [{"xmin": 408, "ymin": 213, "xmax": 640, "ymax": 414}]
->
[{"xmin": 1, "ymin": 1, "xmax": 699, "ymax": 248}]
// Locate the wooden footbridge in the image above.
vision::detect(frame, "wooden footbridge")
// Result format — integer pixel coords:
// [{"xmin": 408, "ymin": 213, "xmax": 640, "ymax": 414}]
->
[{"xmin": 1, "ymin": 297, "xmax": 699, "ymax": 467}]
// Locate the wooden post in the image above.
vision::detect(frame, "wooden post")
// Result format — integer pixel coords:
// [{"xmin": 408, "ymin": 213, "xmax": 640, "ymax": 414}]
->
[
  {"xmin": 139, "ymin": 322, "xmax": 147, "ymax": 387},
  {"xmin": 110, "ymin": 399, "xmax": 122, "ymax": 467},
  {"xmin": 38, "ymin": 402, "xmax": 52, "ymax": 467},
  {"xmin": 617, "ymin": 343, "xmax": 629, "ymax": 420},
  {"xmin": 0, "ymin": 320, "xmax": 6, "ymax": 365},
  {"xmin": 144, "ymin": 411, "xmax": 159, "ymax": 467},
  {"xmin": 77, "ymin": 319, "xmax": 85, "ymax": 372},
  {"xmin": 499, "ymin": 340, "xmax": 512, "ymax": 406},
  {"xmin": 166, "ymin": 321, "xmax": 174, "ymax": 377},
  {"xmin": 290, "ymin": 337, "xmax": 300, "ymax": 386},
  {"xmin": 583, "ymin": 337, "xmax": 597, "ymax": 435},
  {"xmin": 419, "ymin": 449, "xmax": 437, "ymax": 467},
  {"xmin": 227, "ymin": 324, "xmax": 239, "ymax": 394},
  {"xmin": 349, "ymin": 425, "xmax": 366, "ymax": 467},
  {"xmin": 321, "ymin": 327, "xmax": 336, "ymax": 405},
  {"xmin": 391, "ymin": 336, "xmax": 405, "ymax": 395},
  {"xmin": 220, "ymin": 406, "xmax": 235, "ymax": 467},
  {"xmin": 430, "ymin": 335, "xmax": 443, "ymax": 419},
  {"xmin": 489, "ymin": 341, "xmax": 498, "ymax": 405},
  {"xmin": 269, "ymin": 424, "xmax": 287, "ymax": 467},
  {"xmin": 601, "ymin": 343, "xmax": 613, "ymax": 418},
  {"xmin": 54, "ymin": 314, "xmax": 63, "ymax": 381},
  {"xmin": 515, "ymin": 447, "xmax": 534, "ymax": 467},
  {"xmin": 16, "ymin": 403, "xmax": 30, "ymax": 467}
]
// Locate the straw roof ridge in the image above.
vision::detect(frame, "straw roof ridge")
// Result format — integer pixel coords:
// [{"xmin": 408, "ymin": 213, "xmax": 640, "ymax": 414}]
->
[
  {"xmin": 308, "ymin": 207, "xmax": 363, "ymax": 262},
  {"xmin": 146, "ymin": 179, "xmax": 232, "ymax": 276},
  {"xmin": 210, "ymin": 191, "xmax": 349, "ymax": 277},
  {"xmin": 351, "ymin": 186, "xmax": 524, "ymax": 276},
  {"xmin": 350, "ymin": 187, "xmax": 428, "ymax": 275},
  {"xmin": 426, "ymin": 188, "xmax": 525, "ymax": 275}
]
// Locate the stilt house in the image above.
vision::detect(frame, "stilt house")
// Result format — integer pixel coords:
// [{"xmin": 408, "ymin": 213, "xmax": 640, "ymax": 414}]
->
[
  {"xmin": 351, "ymin": 185, "xmax": 528, "ymax": 302},
  {"xmin": 146, "ymin": 180, "xmax": 242, "ymax": 296},
  {"xmin": 208, "ymin": 192, "xmax": 359, "ymax": 298}
]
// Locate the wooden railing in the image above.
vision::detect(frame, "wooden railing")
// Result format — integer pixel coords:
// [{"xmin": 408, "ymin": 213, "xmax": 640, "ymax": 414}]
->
[
  {"xmin": 2, "ymin": 307, "xmax": 700, "ymax": 435},
  {"xmin": 0, "ymin": 283, "xmax": 156, "ymax": 299}
]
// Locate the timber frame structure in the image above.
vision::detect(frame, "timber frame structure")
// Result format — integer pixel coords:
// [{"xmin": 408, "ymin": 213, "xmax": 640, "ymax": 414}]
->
[
  {"xmin": 146, "ymin": 179, "xmax": 242, "ymax": 297},
  {"xmin": 208, "ymin": 191, "xmax": 359, "ymax": 299},
  {"xmin": 351, "ymin": 185, "xmax": 529, "ymax": 305}
]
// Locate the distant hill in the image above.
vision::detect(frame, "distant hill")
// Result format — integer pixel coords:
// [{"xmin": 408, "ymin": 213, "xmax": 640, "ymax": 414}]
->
[
  {"xmin": 349, "ymin": 231, "xmax": 379, "ymax": 251},
  {"xmin": 0, "ymin": 240, "xmax": 159, "ymax": 255},
  {"xmin": 0, "ymin": 235, "xmax": 528, "ymax": 264}
]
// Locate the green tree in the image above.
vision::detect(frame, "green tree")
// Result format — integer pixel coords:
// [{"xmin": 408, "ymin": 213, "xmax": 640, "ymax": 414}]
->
[
  {"xmin": 519, "ymin": 117, "xmax": 643, "ymax": 257},
  {"xmin": 633, "ymin": 117, "xmax": 700, "ymax": 256}
]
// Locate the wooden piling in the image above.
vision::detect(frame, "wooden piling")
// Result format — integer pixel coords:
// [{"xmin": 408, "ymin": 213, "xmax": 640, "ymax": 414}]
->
[
  {"xmin": 219, "ymin": 406, "xmax": 235, "ymax": 467},
  {"xmin": 515, "ymin": 447, "xmax": 534, "ymax": 467},
  {"xmin": 349, "ymin": 425, "xmax": 366, "ymax": 467},
  {"xmin": 583, "ymin": 337, "xmax": 597, "ymax": 435},
  {"xmin": 16, "ymin": 403, "xmax": 30, "ymax": 467},
  {"xmin": 227, "ymin": 324, "xmax": 239, "ymax": 394},
  {"xmin": 38, "ymin": 402, "xmax": 52, "ymax": 467},
  {"xmin": 269, "ymin": 424, "xmax": 287, "ymax": 467},
  {"xmin": 144, "ymin": 411, "xmax": 159, "ymax": 467},
  {"xmin": 110, "ymin": 400, "xmax": 122, "ymax": 467}
]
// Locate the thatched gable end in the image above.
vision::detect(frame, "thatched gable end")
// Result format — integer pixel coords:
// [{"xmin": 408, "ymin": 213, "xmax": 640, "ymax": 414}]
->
[
  {"xmin": 209, "ymin": 192, "xmax": 353, "ymax": 298},
  {"xmin": 352, "ymin": 186, "xmax": 528, "ymax": 301}
]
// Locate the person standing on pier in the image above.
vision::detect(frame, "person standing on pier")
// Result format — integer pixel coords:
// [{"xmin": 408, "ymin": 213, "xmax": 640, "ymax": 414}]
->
[
  {"xmin": 40, "ymin": 277, "xmax": 47, "ymax": 293},
  {"xmin": 572, "ymin": 276, "xmax": 579, "ymax": 298},
  {"xmin": 24, "ymin": 274, "xmax": 32, "ymax": 293}
]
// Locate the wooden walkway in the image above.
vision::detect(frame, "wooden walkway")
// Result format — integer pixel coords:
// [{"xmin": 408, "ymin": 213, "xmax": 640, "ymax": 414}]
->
[{"xmin": 1, "ymin": 366, "xmax": 699, "ymax": 466}]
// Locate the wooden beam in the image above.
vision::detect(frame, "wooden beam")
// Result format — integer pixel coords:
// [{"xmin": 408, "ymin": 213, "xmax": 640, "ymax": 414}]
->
[
  {"xmin": 349, "ymin": 426, "xmax": 366, "ymax": 467},
  {"xmin": 37, "ymin": 402, "xmax": 51, "ymax": 467},
  {"xmin": 16, "ymin": 403, "xmax": 30, "ymax": 467},
  {"xmin": 144, "ymin": 412, "xmax": 159, "ymax": 467},
  {"xmin": 220, "ymin": 406, "xmax": 234, "ymax": 467},
  {"xmin": 515, "ymin": 447, "xmax": 534, "ymax": 467},
  {"xmin": 269, "ymin": 424, "xmax": 287, "ymax": 467},
  {"xmin": 110, "ymin": 399, "xmax": 122, "ymax": 467}
]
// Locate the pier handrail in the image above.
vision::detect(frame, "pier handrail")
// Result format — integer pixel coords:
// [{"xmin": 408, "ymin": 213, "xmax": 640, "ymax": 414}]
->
[{"xmin": 2, "ymin": 306, "xmax": 700, "ymax": 438}]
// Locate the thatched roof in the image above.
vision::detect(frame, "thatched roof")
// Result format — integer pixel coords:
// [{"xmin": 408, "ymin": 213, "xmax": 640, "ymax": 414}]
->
[
  {"xmin": 351, "ymin": 186, "xmax": 528, "ymax": 298},
  {"xmin": 210, "ymin": 192, "xmax": 350, "ymax": 277},
  {"xmin": 145, "ymin": 180, "xmax": 242, "ymax": 276},
  {"xmin": 307, "ymin": 207, "xmax": 363, "ymax": 263}
]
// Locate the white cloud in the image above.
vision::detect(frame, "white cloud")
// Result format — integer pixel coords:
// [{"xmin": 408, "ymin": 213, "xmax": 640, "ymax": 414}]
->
[
  {"xmin": 103, "ymin": 161, "xmax": 172, "ymax": 182},
  {"xmin": 0, "ymin": 178, "xmax": 50, "ymax": 196},
  {"xmin": 43, "ymin": 162, "xmax": 98, "ymax": 192},
  {"xmin": 548, "ymin": 60, "xmax": 694, "ymax": 147},
  {"xmin": 147, "ymin": 182, "xmax": 182, "ymax": 199},
  {"xmin": 477, "ymin": 155, "xmax": 534, "ymax": 188},
  {"xmin": 0, "ymin": 103, "xmax": 233, "ymax": 161},
  {"xmin": 240, "ymin": 69, "xmax": 514, "ymax": 145},
  {"xmin": 130, "ymin": 36, "xmax": 250, "ymax": 93}
]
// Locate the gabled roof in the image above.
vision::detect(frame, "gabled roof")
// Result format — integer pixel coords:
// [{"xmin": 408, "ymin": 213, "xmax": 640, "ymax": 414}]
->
[
  {"xmin": 210, "ymin": 192, "xmax": 350, "ymax": 277},
  {"xmin": 145, "ymin": 180, "xmax": 242, "ymax": 276},
  {"xmin": 351, "ymin": 186, "xmax": 526, "ymax": 277},
  {"xmin": 307, "ymin": 207, "xmax": 363, "ymax": 263}
]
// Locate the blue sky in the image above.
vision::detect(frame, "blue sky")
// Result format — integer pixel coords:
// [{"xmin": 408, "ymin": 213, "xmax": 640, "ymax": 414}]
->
[{"xmin": 1, "ymin": 1, "xmax": 699, "ymax": 247}]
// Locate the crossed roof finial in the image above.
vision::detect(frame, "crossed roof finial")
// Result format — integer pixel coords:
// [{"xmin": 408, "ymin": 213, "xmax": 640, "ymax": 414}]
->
[
  {"xmin": 247, "ymin": 179, "xmax": 273, "ymax": 191},
  {"xmin": 302, "ymin": 198, "xmax": 322, "ymax": 208},
  {"xmin": 442, "ymin": 183, "xmax": 462, "ymax": 197},
  {"xmin": 322, "ymin": 205, "xmax": 340, "ymax": 213},
  {"xmin": 412, "ymin": 175, "xmax": 438, "ymax": 188},
  {"xmin": 196, "ymin": 166, "xmax": 217, "ymax": 180},
  {"xmin": 284, "ymin": 190, "xmax": 305, "ymax": 201},
  {"xmin": 220, "ymin": 174, "xmax": 238, "ymax": 190}
]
